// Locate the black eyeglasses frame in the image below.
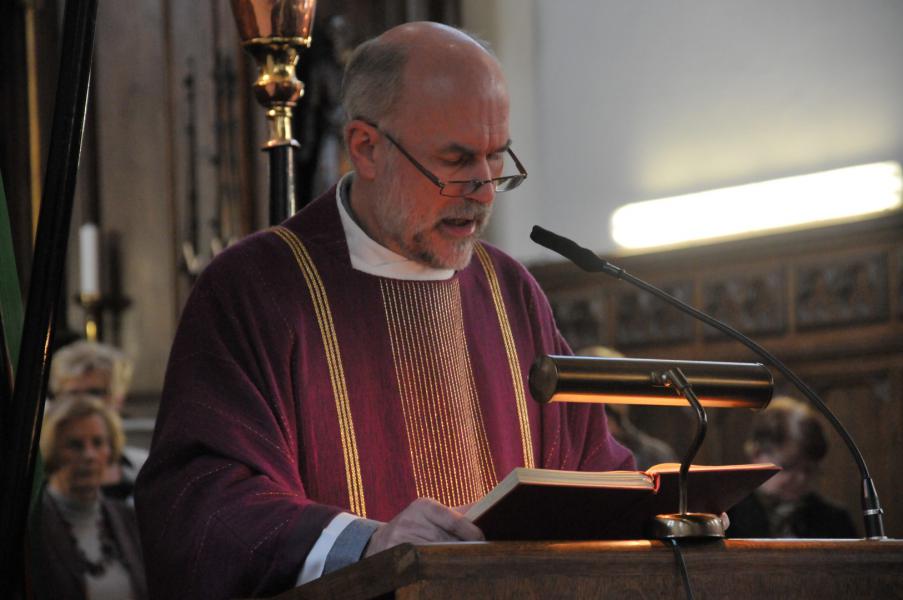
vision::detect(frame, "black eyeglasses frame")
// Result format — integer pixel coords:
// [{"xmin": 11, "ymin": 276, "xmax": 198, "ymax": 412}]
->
[{"xmin": 355, "ymin": 118, "xmax": 528, "ymax": 198}]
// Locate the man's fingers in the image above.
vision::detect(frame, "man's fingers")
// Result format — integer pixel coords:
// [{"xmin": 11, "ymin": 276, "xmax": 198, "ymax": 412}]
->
[
  {"xmin": 366, "ymin": 497, "xmax": 486, "ymax": 557},
  {"xmin": 448, "ymin": 515, "xmax": 485, "ymax": 541},
  {"xmin": 418, "ymin": 498, "xmax": 484, "ymax": 541},
  {"xmin": 439, "ymin": 509, "xmax": 484, "ymax": 541}
]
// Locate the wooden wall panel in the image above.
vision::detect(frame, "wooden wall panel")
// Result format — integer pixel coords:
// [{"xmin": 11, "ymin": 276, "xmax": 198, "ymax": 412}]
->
[
  {"xmin": 92, "ymin": 2, "xmax": 176, "ymax": 393},
  {"xmin": 60, "ymin": 0, "xmax": 264, "ymax": 399}
]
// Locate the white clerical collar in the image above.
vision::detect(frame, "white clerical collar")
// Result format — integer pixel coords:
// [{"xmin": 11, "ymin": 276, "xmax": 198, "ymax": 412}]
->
[{"xmin": 335, "ymin": 173, "xmax": 455, "ymax": 281}]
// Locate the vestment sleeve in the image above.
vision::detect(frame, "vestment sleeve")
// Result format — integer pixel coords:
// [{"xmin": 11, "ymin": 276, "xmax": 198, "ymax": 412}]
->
[
  {"xmin": 134, "ymin": 244, "xmax": 340, "ymax": 599},
  {"xmin": 297, "ymin": 513, "xmax": 380, "ymax": 585}
]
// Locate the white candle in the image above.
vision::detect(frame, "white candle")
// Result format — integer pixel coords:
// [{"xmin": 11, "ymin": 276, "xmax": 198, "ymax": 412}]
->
[{"xmin": 79, "ymin": 223, "xmax": 100, "ymax": 296}]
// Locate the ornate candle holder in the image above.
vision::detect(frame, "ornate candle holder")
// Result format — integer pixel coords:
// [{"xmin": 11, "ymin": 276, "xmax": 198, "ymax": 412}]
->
[
  {"xmin": 77, "ymin": 292, "xmax": 102, "ymax": 342},
  {"xmin": 75, "ymin": 231, "xmax": 132, "ymax": 345},
  {"xmin": 230, "ymin": 0, "xmax": 317, "ymax": 224},
  {"xmin": 74, "ymin": 291, "xmax": 132, "ymax": 345}
]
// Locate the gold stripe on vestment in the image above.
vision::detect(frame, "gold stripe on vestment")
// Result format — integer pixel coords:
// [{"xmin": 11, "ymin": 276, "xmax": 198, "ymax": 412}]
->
[
  {"xmin": 272, "ymin": 226, "xmax": 366, "ymax": 516},
  {"xmin": 473, "ymin": 243, "xmax": 535, "ymax": 468}
]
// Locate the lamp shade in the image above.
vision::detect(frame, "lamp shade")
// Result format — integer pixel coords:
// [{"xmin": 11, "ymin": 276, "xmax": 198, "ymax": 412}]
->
[{"xmin": 530, "ymin": 355, "xmax": 773, "ymax": 409}]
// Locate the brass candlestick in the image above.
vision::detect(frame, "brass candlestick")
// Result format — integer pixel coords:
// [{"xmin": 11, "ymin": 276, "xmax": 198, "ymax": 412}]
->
[
  {"xmin": 230, "ymin": 0, "xmax": 317, "ymax": 224},
  {"xmin": 78, "ymin": 292, "xmax": 102, "ymax": 342}
]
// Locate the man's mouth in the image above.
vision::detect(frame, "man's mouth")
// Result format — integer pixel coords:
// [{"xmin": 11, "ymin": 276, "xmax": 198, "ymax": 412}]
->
[{"xmin": 439, "ymin": 217, "xmax": 478, "ymax": 237}]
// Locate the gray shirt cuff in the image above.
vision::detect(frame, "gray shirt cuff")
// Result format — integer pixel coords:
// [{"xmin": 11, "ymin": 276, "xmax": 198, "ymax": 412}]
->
[{"xmin": 322, "ymin": 517, "xmax": 382, "ymax": 575}]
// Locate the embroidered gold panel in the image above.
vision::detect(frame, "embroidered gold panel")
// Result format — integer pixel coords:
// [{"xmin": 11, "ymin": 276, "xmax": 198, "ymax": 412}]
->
[{"xmin": 381, "ymin": 278, "xmax": 498, "ymax": 507}]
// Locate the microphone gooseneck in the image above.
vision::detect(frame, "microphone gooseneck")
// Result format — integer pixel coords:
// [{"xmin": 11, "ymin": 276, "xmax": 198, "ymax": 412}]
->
[{"xmin": 531, "ymin": 225, "xmax": 887, "ymax": 539}]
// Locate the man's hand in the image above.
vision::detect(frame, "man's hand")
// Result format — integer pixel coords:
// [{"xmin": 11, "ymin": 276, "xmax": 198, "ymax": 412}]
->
[{"xmin": 364, "ymin": 498, "xmax": 484, "ymax": 557}]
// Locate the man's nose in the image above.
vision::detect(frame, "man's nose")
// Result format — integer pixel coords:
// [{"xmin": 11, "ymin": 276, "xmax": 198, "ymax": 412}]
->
[
  {"xmin": 470, "ymin": 156, "xmax": 500, "ymax": 202},
  {"xmin": 465, "ymin": 179, "xmax": 496, "ymax": 205}
]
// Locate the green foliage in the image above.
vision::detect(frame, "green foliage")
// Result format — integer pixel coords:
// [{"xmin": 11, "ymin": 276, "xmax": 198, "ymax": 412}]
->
[
  {"xmin": 0, "ymin": 170, "xmax": 23, "ymax": 370},
  {"xmin": 0, "ymin": 171, "xmax": 45, "ymax": 530}
]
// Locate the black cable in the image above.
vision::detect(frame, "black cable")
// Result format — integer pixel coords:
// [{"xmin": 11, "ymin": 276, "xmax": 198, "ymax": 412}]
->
[{"xmin": 668, "ymin": 538, "xmax": 695, "ymax": 600}]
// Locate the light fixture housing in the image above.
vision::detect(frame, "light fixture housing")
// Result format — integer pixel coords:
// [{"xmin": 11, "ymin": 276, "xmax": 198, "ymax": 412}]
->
[
  {"xmin": 611, "ymin": 161, "xmax": 902, "ymax": 252},
  {"xmin": 530, "ymin": 355, "xmax": 773, "ymax": 409}
]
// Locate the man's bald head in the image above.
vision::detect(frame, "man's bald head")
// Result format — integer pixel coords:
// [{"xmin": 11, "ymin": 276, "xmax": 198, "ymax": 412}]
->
[
  {"xmin": 342, "ymin": 22, "xmax": 513, "ymax": 271},
  {"xmin": 341, "ymin": 22, "xmax": 501, "ymax": 126}
]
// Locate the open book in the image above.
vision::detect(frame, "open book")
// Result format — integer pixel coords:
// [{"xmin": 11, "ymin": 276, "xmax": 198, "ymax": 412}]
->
[{"xmin": 464, "ymin": 463, "xmax": 780, "ymax": 541}]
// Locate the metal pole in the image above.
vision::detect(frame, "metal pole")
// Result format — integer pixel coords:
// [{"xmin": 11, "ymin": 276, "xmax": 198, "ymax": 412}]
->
[
  {"xmin": 0, "ymin": 0, "xmax": 97, "ymax": 592},
  {"xmin": 267, "ymin": 143, "xmax": 298, "ymax": 225}
]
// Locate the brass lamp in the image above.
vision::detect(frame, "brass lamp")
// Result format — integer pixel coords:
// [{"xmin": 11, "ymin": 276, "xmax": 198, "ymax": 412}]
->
[
  {"xmin": 530, "ymin": 356, "xmax": 773, "ymax": 409},
  {"xmin": 530, "ymin": 355, "xmax": 773, "ymax": 539},
  {"xmin": 230, "ymin": 0, "xmax": 317, "ymax": 224}
]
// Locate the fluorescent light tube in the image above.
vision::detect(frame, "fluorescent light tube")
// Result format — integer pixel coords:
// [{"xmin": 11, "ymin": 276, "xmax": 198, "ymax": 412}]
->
[{"xmin": 611, "ymin": 162, "xmax": 902, "ymax": 251}]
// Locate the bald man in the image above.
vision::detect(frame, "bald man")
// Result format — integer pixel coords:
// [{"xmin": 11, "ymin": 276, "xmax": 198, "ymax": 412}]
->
[{"xmin": 135, "ymin": 22, "xmax": 632, "ymax": 599}]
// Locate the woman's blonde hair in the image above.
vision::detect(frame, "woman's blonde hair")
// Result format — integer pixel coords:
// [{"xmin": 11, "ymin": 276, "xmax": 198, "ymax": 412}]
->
[{"xmin": 41, "ymin": 395, "xmax": 125, "ymax": 474}]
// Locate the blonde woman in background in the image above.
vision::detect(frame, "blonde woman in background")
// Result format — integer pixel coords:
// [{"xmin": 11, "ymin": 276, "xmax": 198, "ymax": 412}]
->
[
  {"xmin": 49, "ymin": 341, "xmax": 147, "ymax": 501},
  {"xmin": 31, "ymin": 396, "xmax": 148, "ymax": 599}
]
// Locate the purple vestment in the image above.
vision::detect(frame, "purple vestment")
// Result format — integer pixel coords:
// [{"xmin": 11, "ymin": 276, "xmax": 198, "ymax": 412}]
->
[{"xmin": 135, "ymin": 186, "xmax": 633, "ymax": 598}]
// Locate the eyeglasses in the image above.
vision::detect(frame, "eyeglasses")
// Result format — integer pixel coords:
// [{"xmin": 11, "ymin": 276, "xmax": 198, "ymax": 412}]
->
[{"xmin": 357, "ymin": 118, "xmax": 528, "ymax": 198}]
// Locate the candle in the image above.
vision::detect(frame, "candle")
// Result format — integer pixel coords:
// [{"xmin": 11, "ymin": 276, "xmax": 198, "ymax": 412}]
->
[{"xmin": 79, "ymin": 223, "xmax": 100, "ymax": 296}]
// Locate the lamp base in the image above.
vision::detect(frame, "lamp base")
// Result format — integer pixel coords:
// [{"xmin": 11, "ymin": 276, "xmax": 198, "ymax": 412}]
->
[{"xmin": 647, "ymin": 512, "xmax": 725, "ymax": 539}]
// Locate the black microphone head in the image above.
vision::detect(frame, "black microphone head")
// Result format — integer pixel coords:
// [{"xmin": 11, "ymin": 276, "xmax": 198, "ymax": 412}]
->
[
  {"xmin": 529, "ymin": 225, "xmax": 553, "ymax": 245},
  {"xmin": 530, "ymin": 225, "xmax": 608, "ymax": 273}
]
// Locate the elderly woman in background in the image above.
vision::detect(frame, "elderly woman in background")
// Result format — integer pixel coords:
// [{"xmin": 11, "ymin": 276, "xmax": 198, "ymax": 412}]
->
[
  {"xmin": 49, "ymin": 341, "xmax": 147, "ymax": 501},
  {"xmin": 32, "ymin": 396, "xmax": 147, "ymax": 600},
  {"xmin": 49, "ymin": 341, "xmax": 134, "ymax": 412}
]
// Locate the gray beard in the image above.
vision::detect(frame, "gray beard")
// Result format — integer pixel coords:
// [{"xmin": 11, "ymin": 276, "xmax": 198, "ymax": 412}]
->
[{"xmin": 374, "ymin": 170, "xmax": 492, "ymax": 270}]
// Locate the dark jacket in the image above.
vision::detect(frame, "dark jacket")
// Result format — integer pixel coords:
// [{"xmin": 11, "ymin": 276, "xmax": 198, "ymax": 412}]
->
[
  {"xmin": 727, "ymin": 492, "xmax": 858, "ymax": 538},
  {"xmin": 30, "ymin": 489, "xmax": 149, "ymax": 600}
]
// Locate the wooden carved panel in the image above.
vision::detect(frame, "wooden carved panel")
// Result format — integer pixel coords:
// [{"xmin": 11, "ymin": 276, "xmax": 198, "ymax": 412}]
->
[
  {"xmin": 808, "ymin": 370, "xmax": 900, "ymax": 537},
  {"xmin": 796, "ymin": 253, "xmax": 889, "ymax": 329},
  {"xmin": 549, "ymin": 292, "xmax": 607, "ymax": 351},
  {"xmin": 897, "ymin": 247, "xmax": 903, "ymax": 318},
  {"xmin": 702, "ymin": 269, "xmax": 787, "ymax": 339},
  {"xmin": 614, "ymin": 282, "xmax": 694, "ymax": 347}
]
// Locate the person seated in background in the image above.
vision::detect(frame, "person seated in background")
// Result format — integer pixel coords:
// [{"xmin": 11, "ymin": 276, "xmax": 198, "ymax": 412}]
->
[
  {"xmin": 49, "ymin": 340, "xmax": 133, "ymax": 413},
  {"xmin": 31, "ymin": 396, "xmax": 148, "ymax": 600},
  {"xmin": 49, "ymin": 340, "xmax": 147, "ymax": 501},
  {"xmin": 604, "ymin": 404, "xmax": 678, "ymax": 471},
  {"xmin": 727, "ymin": 396, "xmax": 857, "ymax": 538},
  {"xmin": 578, "ymin": 345, "xmax": 678, "ymax": 470}
]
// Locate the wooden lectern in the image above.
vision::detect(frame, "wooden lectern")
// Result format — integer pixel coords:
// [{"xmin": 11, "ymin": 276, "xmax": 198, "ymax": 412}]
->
[{"xmin": 272, "ymin": 539, "xmax": 903, "ymax": 599}]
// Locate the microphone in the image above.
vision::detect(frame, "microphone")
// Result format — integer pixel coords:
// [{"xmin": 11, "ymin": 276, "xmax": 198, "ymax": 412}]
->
[
  {"xmin": 529, "ymin": 226, "xmax": 617, "ymax": 274},
  {"xmin": 530, "ymin": 225, "xmax": 887, "ymax": 539}
]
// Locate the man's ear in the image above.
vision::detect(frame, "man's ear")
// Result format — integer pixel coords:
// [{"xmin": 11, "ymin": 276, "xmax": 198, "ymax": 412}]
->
[{"xmin": 345, "ymin": 120, "xmax": 379, "ymax": 180}]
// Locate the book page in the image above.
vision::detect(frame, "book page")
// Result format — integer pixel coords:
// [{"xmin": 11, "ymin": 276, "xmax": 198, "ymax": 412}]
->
[{"xmin": 646, "ymin": 462, "xmax": 780, "ymax": 473}]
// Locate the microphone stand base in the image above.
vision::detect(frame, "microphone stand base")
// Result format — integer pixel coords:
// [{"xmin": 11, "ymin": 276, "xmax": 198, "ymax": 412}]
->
[{"xmin": 648, "ymin": 513, "xmax": 725, "ymax": 539}]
